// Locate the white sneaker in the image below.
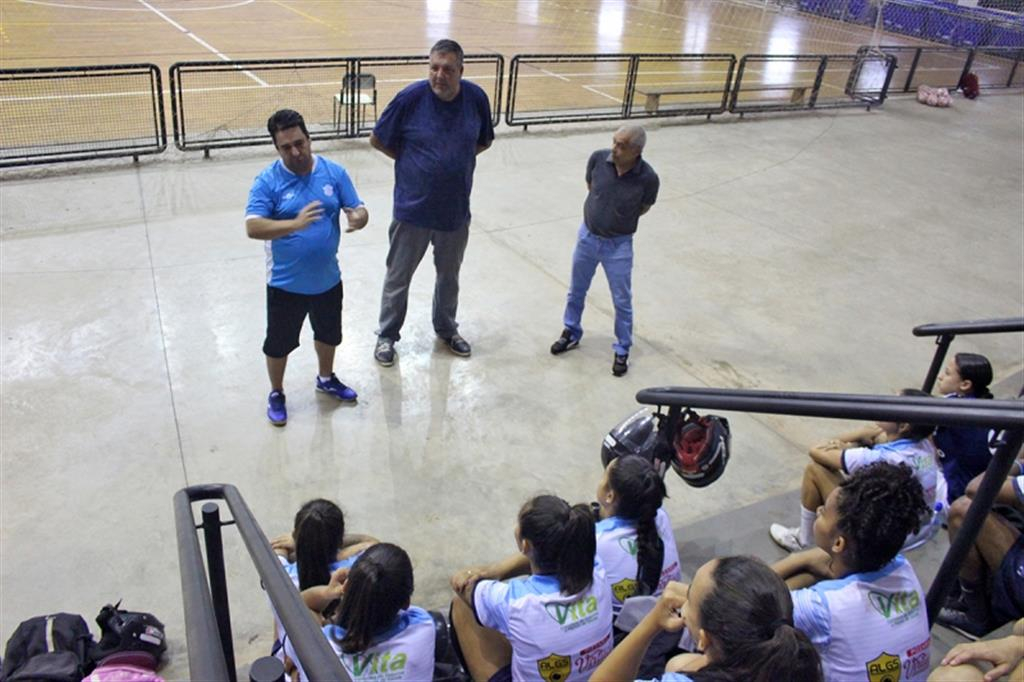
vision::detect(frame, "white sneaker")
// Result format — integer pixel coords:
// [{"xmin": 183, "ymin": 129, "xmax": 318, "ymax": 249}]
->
[{"xmin": 769, "ymin": 523, "xmax": 807, "ymax": 553}]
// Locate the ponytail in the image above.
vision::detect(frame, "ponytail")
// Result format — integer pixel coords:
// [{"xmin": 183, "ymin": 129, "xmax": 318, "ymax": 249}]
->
[
  {"xmin": 689, "ymin": 556, "xmax": 822, "ymax": 682},
  {"xmin": 333, "ymin": 543, "xmax": 414, "ymax": 654},
  {"xmin": 294, "ymin": 499, "xmax": 345, "ymax": 591},
  {"xmin": 608, "ymin": 455, "xmax": 667, "ymax": 595},
  {"xmin": 519, "ymin": 496, "xmax": 596, "ymax": 596},
  {"xmin": 955, "ymin": 353, "xmax": 994, "ymax": 399}
]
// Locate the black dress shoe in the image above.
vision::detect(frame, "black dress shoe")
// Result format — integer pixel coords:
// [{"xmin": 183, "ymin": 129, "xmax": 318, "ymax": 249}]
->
[{"xmin": 612, "ymin": 353, "xmax": 629, "ymax": 376}]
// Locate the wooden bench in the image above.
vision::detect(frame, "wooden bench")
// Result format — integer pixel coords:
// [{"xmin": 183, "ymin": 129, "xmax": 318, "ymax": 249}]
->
[{"xmin": 635, "ymin": 86, "xmax": 695, "ymax": 113}]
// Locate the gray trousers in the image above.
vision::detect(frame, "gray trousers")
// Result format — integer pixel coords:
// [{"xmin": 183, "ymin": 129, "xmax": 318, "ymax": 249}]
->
[{"xmin": 377, "ymin": 219, "xmax": 469, "ymax": 342}]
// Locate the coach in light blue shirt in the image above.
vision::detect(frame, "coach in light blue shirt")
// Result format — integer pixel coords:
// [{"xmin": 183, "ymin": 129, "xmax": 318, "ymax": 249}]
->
[
  {"xmin": 246, "ymin": 109, "xmax": 368, "ymax": 427},
  {"xmin": 369, "ymin": 38, "xmax": 494, "ymax": 367}
]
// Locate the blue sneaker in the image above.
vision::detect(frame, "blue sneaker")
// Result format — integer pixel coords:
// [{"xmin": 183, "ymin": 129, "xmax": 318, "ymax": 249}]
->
[
  {"xmin": 316, "ymin": 374, "xmax": 358, "ymax": 402},
  {"xmin": 267, "ymin": 391, "xmax": 287, "ymax": 426}
]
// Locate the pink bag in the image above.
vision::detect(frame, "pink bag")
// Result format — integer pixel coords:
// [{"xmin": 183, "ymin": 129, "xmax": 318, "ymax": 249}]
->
[{"xmin": 85, "ymin": 663, "xmax": 165, "ymax": 681}]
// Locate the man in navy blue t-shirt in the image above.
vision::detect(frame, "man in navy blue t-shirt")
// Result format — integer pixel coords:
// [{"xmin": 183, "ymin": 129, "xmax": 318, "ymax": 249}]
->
[
  {"xmin": 246, "ymin": 109, "xmax": 369, "ymax": 426},
  {"xmin": 369, "ymin": 39, "xmax": 494, "ymax": 366}
]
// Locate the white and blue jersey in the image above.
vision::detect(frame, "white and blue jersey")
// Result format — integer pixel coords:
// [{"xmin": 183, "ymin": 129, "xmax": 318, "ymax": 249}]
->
[
  {"xmin": 842, "ymin": 438, "xmax": 947, "ymax": 550},
  {"xmin": 246, "ymin": 155, "xmax": 363, "ymax": 295},
  {"xmin": 595, "ymin": 508, "xmax": 682, "ymax": 616},
  {"xmin": 286, "ymin": 606, "xmax": 435, "ymax": 682},
  {"xmin": 272, "ymin": 551, "xmax": 364, "ymax": 653},
  {"xmin": 473, "ymin": 563, "xmax": 614, "ymax": 681},
  {"xmin": 792, "ymin": 555, "xmax": 930, "ymax": 682}
]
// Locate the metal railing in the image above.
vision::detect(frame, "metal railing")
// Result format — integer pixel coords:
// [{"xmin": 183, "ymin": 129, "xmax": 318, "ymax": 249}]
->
[
  {"xmin": 174, "ymin": 484, "xmax": 350, "ymax": 682},
  {"xmin": 348, "ymin": 54, "xmax": 503, "ymax": 136},
  {"xmin": 0, "ymin": 63, "xmax": 166, "ymax": 168},
  {"xmin": 729, "ymin": 52, "xmax": 897, "ymax": 114},
  {"xmin": 505, "ymin": 53, "xmax": 736, "ymax": 128},
  {"xmin": 634, "ymin": 386, "xmax": 1024, "ymax": 625},
  {"xmin": 914, "ymin": 317, "xmax": 1024, "ymax": 393},
  {"xmin": 873, "ymin": 44, "xmax": 1024, "ymax": 91},
  {"xmin": 169, "ymin": 54, "xmax": 502, "ymax": 153}
]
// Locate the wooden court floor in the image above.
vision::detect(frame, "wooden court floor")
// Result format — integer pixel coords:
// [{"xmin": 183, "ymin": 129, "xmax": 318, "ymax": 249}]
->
[
  {"xmin": 6, "ymin": 0, "xmax": 1004, "ymax": 154},
  {"xmin": 1, "ymin": 0, "xmax": 928, "ymax": 73}
]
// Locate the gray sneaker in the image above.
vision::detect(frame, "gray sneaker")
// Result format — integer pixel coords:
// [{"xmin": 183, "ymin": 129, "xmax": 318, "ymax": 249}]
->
[{"xmin": 374, "ymin": 338, "xmax": 395, "ymax": 366}]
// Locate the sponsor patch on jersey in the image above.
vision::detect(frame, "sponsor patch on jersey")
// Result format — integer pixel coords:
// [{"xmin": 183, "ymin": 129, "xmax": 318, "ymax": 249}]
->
[
  {"xmin": 612, "ymin": 577, "xmax": 638, "ymax": 603},
  {"xmin": 868, "ymin": 590, "xmax": 921, "ymax": 625},
  {"xmin": 537, "ymin": 653, "xmax": 571, "ymax": 682},
  {"xmin": 866, "ymin": 651, "xmax": 902, "ymax": 682},
  {"xmin": 617, "ymin": 536, "xmax": 638, "ymax": 556}
]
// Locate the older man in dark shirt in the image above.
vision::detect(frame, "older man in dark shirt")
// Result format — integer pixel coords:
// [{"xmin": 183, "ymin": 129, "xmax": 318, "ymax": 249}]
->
[{"xmin": 550, "ymin": 126, "xmax": 659, "ymax": 376}]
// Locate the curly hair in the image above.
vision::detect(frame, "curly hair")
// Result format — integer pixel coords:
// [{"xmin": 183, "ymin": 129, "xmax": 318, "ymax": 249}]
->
[{"xmin": 836, "ymin": 462, "xmax": 930, "ymax": 572}]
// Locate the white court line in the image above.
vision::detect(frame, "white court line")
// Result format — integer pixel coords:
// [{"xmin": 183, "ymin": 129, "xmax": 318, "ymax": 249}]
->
[
  {"xmin": 535, "ymin": 67, "xmax": 570, "ymax": 83},
  {"xmin": 19, "ymin": 0, "xmax": 254, "ymax": 10},
  {"xmin": 582, "ymin": 85, "xmax": 622, "ymax": 103},
  {"xmin": 136, "ymin": 0, "xmax": 268, "ymax": 87}
]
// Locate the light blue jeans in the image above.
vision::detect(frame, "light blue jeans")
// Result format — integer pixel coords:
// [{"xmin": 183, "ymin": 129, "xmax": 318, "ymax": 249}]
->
[{"xmin": 562, "ymin": 222, "xmax": 634, "ymax": 355}]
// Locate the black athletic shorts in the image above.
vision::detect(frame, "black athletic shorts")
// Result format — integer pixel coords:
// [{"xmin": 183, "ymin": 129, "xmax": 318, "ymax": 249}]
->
[
  {"xmin": 991, "ymin": 532, "xmax": 1024, "ymax": 624},
  {"xmin": 262, "ymin": 282, "xmax": 343, "ymax": 358}
]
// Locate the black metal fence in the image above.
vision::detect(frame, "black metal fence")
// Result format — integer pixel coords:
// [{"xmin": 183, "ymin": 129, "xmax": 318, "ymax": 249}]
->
[
  {"xmin": 169, "ymin": 55, "xmax": 502, "ymax": 152},
  {"xmin": 175, "ymin": 484, "xmax": 350, "ymax": 682},
  {"xmin": 873, "ymin": 44, "xmax": 1024, "ymax": 91},
  {"xmin": 505, "ymin": 53, "xmax": 736, "ymax": 127},
  {"xmin": 729, "ymin": 52, "xmax": 896, "ymax": 114},
  {"xmin": 6, "ymin": 45, "xmax": 1021, "ymax": 166},
  {"xmin": 0, "ymin": 63, "xmax": 165, "ymax": 168}
]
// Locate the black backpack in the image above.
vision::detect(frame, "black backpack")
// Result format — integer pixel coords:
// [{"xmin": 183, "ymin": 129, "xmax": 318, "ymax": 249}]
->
[{"xmin": 1, "ymin": 613, "xmax": 96, "ymax": 681}]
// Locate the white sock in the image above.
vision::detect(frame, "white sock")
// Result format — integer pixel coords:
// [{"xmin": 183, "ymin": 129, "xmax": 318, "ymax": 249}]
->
[
  {"xmin": 799, "ymin": 507, "xmax": 816, "ymax": 547},
  {"xmin": 319, "ymin": 375, "xmax": 332, "ymax": 382}
]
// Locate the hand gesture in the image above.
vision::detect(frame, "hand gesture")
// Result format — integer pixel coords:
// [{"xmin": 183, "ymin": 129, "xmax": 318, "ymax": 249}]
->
[
  {"xmin": 451, "ymin": 566, "xmax": 488, "ymax": 595},
  {"xmin": 270, "ymin": 532, "xmax": 296, "ymax": 558},
  {"xmin": 343, "ymin": 206, "xmax": 369, "ymax": 233},
  {"xmin": 327, "ymin": 566, "xmax": 350, "ymax": 598},
  {"xmin": 292, "ymin": 200, "xmax": 324, "ymax": 231},
  {"xmin": 941, "ymin": 634, "xmax": 1024, "ymax": 681},
  {"xmin": 651, "ymin": 581, "xmax": 688, "ymax": 632}
]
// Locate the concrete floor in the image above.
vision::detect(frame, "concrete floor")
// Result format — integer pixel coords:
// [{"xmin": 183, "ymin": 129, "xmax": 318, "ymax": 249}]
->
[{"xmin": 2, "ymin": 92, "xmax": 1023, "ymax": 680}]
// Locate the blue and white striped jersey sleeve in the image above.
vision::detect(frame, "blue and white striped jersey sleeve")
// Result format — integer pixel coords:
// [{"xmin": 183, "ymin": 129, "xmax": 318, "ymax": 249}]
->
[
  {"xmin": 792, "ymin": 587, "xmax": 832, "ymax": 648},
  {"xmin": 472, "ymin": 579, "xmax": 512, "ymax": 636}
]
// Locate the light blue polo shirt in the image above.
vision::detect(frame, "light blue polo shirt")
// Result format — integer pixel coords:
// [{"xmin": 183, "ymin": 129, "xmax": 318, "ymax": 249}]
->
[{"xmin": 246, "ymin": 155, "xmax": 363, "ymax": 295}]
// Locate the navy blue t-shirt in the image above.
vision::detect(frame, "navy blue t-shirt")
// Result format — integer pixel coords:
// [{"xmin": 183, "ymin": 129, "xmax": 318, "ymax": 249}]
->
[
  {"xmin": 373, "ymin": 80, "xmax": 494, "ymax": 231},
  {"xmin": 934, "ymin": 395, "xmax": 993, "ymax": 502}
]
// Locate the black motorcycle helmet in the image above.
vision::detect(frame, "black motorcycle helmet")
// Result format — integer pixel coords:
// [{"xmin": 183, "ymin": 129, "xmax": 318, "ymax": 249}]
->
[
  {"xmin": 601, "ymin": 408, "xmax": 660, "ymax": 468},
  {"xmin": 671, "ymin": 410, "xmax": 731, "ymax": 488}
]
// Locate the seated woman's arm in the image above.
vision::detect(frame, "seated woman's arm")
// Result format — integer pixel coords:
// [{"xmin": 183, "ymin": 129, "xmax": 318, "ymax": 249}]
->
[
  {"xmin": 772, "ymin": 548, "xmax": 834, "ymax": 588},
  {"xmin": 933, "ymin": 619, "xmax": 1024, "ymax": 682},
  {"xmin": 451, "ymin": 553, "xmax": 531, "ymax": 597},
  {"xmin": 590, "ymin": 582, "xmax": 688, "ymax": 682},
  {"xmin": 300, "ymin": 567, "xmax": 348, "ymax": 613}
]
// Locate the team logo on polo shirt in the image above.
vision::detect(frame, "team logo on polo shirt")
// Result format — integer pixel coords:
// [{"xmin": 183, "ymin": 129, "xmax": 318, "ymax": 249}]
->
[
  {"xmin": 612, "ymin": 577, "xmax": 638, "ymax": 602},
  {"xmin": 618, "ymin": 537, "xmax": 638, "ymax": 556},
  {"xmin": 537, "ymin": 653, "xmax": 571, "ymax": 682},
  {"xmin": 323, "ymin": 184, "xmax": 334, "ymax": 197},
  {"xmin": 865, "ymin": 651, "xmax": 901, "ymax": 682}
]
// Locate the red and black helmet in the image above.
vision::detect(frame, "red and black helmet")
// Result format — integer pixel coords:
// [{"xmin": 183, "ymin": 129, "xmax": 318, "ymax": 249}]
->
[{"xmin": 671, "ymin": 410, "xmax": 731, "ymax": 488}]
